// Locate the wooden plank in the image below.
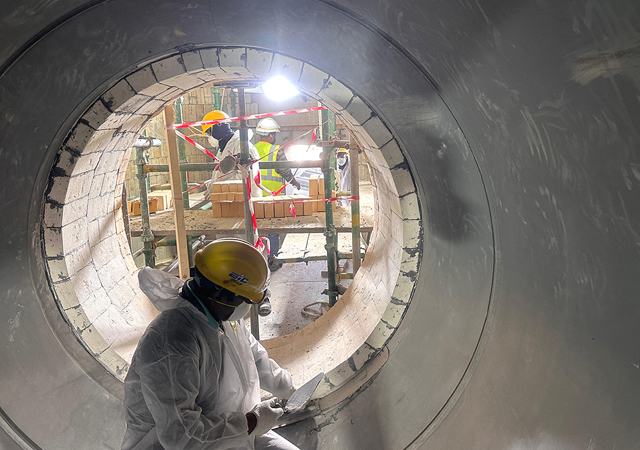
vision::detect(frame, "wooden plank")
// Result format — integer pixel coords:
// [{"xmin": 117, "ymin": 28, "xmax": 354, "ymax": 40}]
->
[{"xmin": 163, "ymin": 105, "xmax": 190, "ymax": 280}]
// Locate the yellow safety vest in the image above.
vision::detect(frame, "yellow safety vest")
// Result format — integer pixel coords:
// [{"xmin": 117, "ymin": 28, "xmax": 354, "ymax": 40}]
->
[{"xmin": 255, "ymin": 140, "xmax": 284, "ymax": 195}]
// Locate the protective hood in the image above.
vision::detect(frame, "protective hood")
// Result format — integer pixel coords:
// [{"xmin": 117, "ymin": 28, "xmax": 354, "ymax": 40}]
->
[{"xmin": 138, "ymin": 267, "xmax": 186, "ymax": 312}]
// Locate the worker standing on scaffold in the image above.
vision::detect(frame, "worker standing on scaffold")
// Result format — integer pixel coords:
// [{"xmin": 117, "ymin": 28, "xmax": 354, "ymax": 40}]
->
[{"xmin": 254, "ymin": 118, "xmax": 301, "ymax": 314}]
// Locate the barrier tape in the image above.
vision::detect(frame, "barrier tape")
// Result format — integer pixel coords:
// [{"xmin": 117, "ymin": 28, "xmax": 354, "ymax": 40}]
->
[
  {"xmin": 175, "ymin": 130, "xmax": 219, "ymax": 161},
  {"xmin": 172, "ymin": 107, "xmax": 327, "ymax": 130}
]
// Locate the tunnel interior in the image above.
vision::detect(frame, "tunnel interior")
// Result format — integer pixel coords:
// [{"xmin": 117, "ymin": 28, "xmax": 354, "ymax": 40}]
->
[{"xmin": 1, "ymin": 1, "xmax": 639, "ymax": 449}]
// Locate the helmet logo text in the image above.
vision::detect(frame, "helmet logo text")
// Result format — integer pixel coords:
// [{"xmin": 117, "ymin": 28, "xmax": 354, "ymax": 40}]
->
[{"xmin": 229, "ymin": 272, "xmax": 249, "ymax": 285}]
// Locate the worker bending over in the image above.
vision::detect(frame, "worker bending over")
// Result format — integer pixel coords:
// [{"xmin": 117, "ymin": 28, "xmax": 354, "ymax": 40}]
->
[
  {"xmin": 121, "ymin": 239, "xmax": 300, "ymax": 450},
  {"xmin": 202, "ymin": 110, "xmax": 262, "ymax": 197},
  {"xmin": 254, "ymin": 118, "xmax": 301, "ymax": 280}
]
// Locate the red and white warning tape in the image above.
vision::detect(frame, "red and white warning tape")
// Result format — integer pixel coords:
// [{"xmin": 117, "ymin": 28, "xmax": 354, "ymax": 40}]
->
[
  {"xmin": 171, "ymin": 107, "xmax": 327, "ymax": 130},
  {"xmin": 175, "ymin": 130, "xmax": 219, "ymax": 161}
]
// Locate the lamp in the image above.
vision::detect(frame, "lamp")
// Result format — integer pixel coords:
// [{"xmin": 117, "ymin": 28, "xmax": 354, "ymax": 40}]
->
[{"xmin": 262, "ymin": 75, "xmax": 300, "ymax": 101}]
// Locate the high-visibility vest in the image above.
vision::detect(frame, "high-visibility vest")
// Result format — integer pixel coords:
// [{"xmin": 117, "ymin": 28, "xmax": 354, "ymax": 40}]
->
[{"xmin": 255, "ymin": 141, "xmax": 284, "ymax": 194}]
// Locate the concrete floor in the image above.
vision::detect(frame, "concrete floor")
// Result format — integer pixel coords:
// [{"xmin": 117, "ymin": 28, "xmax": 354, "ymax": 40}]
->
[{"xmin": 259, "ymin": 259, "xmax": 354, "ymax": 339}]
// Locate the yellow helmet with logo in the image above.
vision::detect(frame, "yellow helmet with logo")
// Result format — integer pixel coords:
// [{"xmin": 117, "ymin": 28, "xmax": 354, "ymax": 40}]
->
[
  {"xmin": 194, "ymin": 238, "xmax": 270, "ymax": 303},
  {"xmin": 201, "ymin": 110, "xmax": 230, "ymax": 135}
]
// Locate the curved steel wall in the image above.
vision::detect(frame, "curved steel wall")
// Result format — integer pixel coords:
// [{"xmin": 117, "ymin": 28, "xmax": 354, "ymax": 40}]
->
[{"xmin": 1, "ymin": 1, "xmax": 639, "ymax": 449}]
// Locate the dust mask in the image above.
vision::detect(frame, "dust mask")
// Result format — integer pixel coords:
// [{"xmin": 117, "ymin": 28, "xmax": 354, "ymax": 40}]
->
[
  {"xmin": 208, "ymin": 136, "xmax": 219, "ymax": 147},
  {"xmin": 226, "ymin": 302, "xmax": 251, "ymax": 321}
]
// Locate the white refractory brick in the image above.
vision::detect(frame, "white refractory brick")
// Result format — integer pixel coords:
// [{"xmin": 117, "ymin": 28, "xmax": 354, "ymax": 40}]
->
[
  {"xmin": 391, "ymin": 210, "xmax": 403, "ymax": 245},
  {"xmin": 161, "ymin": 72, "xmax": 204, "ymax": 91},
  {"xmin": 78, "ymin": 325, "xmax": 110, "ymax": 355},
  {"xmin": 100, "ymin": 212, "xmax": 117, "ymax": 239},
  {"xmin": 66, "ymin": 122, "xmax": 94, "ymax": 153},
  {"xmin": 90, "ymin": 174, "xmax": 105, "ymax": 199},
  {"xmin": 88, "ymin": 218, "xmax": 102, "ymax": 247},
  {"xmin": 102, "ymin": 171, "xmax": 119, "ymax": 195},
  {"xmin": 381, "ymin": 139, "xmax": 405, "ymax": 168},
  {"xmin": 56, "ymin": 150, "xmax": 75, "ymax": 176},
  {"xmin": 99, "ymin": 258, "xmax": 126, "ymax": 292},
  {"xmin": 318, "ymin": 77, "xmax": 353, "ymax": 111},
  {"xmin": 44, "ymin": 203, "xmax": 63, "ymax": 228},
  {"xmin": 95, "ymin": 150, "xmax": 121, "ymax": 176},
  {"xmin": 350, "ymin": 343, "xmax": 378, "ymax": 370},
  {"xmin": 65, "ymin": 243, "xmax": 92, "ymax": 276},
  {"xmin": 65, "ymin": 305, "xmax": 91, "ymax": 330},
  {"xmin": 366, "ymin": 320, "xmax": 395, "ymax": 349},
  {"xmin": 118, "ymin": 94, "xmax": 152, "ymax": 114},
  {"xmin": 84, "ymin": 129, "xmax": 117, "ymax": 154},
  {"xmin": 218, "ymin": 48, "xmax": 248, "ymax": 73},
  {"xmin": 102, "ymin": 79, "xmax": 136, "ymax": 112},
  {"xmin": 73, "ymin": 265, "xmax": 102, "ymax": 302},
  {"xmin": 62, "ymin": 196, "xmax": 89, "ymax": 226},
  {"xmin": 391, "ymin": 165, "xmax": 416, "ymax": 198},
  {"xmin": 270, "ymin": 54, "xmax": 303, "ymax": 81},
  {"xmin": 91, "ymin": 237, "xmax": 115, "ymax": 270},
  {"xmin": 363, "ymin": 115, "xmax": 393, "ymax": 147},
  {"xmin": 62, "ymin": 219, "xmax": 89, "ymax": 252},
  {"xmin": 46, "ymin": 174, "xmax": 68, "ymax": 205},
  {"xmin": 92, "ymin": 307, "xmax": 123, "ymax": 346},
  {"xmin": 181, "ymin": 50, "xmax": 205, "ymax": 73},
  {"xmin": 199, "ymin": 48, "xmax": 221, "ymax": 70},
  {"xmin": 299, "ymin": 64, "xmax": 329, "ymax": 95},
  {"xmin": 246, "ymin": 49, "xmax": 273, "ymax": 75},
  {"xmin": 126, "ymin": 66, "xmax": 157, "ymax": 93},
  {"xmin": 98, "ymin": 348, "xmax": 128, "ymax": 377},
  {"xmin": 402, "ymin": 218, "xmax": 421, "ymax": 248},
  {"xmin": 323, "ymin": 360, "xmax": 357, "ymax": 392},
  {"xmin": 382, "ymin": 302, "xmax": 406, "ymax": 328},
  {"xmin": 101, "ymin": 112, "xmax": 131, "ymax": 130},
  {"xmin": 122, "ymin": 114, "xmax": 149, "ymax": 132},
  {"xmin": 151, "ymin": 55, "xmax": 186, "ymax": 83},
  {"xmin": 46, "ymin": 258, "xmax": 69, "ymax": 283},
  {"xmin": 135, "ymin": 98, "xmax": 167, "ymax": 117},
  {"xmin": 400, "ymin": 247, "xmax": 419, "ymax": 274},
  {"xmin": 83, "ymin": 100, "xmax": 111, "ymax": 130},
  {"xmin": 53, "ymin": 279, "xmax": 79, "ymax": 310},
  {"xmin": 156, "ymin": 87, "xmax": 182, "ymax": 102},
  {"xmin": 345, "ymin": 95, "xmax": 372, "ymax": 125},
  {"xmin": 44, "ymin": 227, "xmax": 63, "ymax": 258},
  {"xmin": 74, "ymin": 151, "xmax": 101, "ymax": 175},
  {"xmin": 393, "ymin": 271, "xmax": 415, "ymax": 303},
  {"xmin": 66, "ymin": 171, "xmax": 93, "ymax": 203},
  {"xmin": 400, "ymin": 192, "xmax": 420, "ymax": 220}
]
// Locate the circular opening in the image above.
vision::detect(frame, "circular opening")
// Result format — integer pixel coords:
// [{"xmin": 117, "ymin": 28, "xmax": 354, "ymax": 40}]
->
[{"xmin": 42, "ymin": 48, "xmax": 420, "ymax": 406}]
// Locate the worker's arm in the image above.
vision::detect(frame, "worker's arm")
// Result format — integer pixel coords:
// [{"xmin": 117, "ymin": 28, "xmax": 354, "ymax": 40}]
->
[
  {"xmin": 275, "ymin": 147, "xmax": 301, "ymax": 189},
  {"xmin": 245, "ymin": 325, "xmax": 296, "ymax": 399},
  {"xmin": 137, "ymin": 327, "xmax": 252, "ymax": 449}
]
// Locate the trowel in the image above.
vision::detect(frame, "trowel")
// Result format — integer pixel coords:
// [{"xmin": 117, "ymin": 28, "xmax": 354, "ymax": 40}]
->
[{"xmin": 279, "ymin": 372, "xmax": 324, "ymax": 416}]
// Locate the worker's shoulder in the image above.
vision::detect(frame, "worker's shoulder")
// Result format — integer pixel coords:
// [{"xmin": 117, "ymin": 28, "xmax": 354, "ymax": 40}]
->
[{"xmin": 138, "ymin": 308, "xmax": 211, "ymax": 356}]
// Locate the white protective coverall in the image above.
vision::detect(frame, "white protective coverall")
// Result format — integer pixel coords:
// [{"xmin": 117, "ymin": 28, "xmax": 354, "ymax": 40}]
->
[
  {"xmin": 337, "ymin": 153, "xmax": 351, "ymax": 208},
  {"xmin": 212, "ymin": 130, "xmax": 262, "ymax": 198},
  {"xmin": 121, "ymin": 268, "xmax": 298, "ymax": 450}
]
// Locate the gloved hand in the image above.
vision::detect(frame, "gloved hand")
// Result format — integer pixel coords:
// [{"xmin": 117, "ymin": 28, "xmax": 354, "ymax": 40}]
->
[
  {"xmin": 291, "ymin": 178, "xmax": 301, "ymax": 190},
  {"xmin": 248, "ymin": 398, "xmax": 284, "ymax": 436}
]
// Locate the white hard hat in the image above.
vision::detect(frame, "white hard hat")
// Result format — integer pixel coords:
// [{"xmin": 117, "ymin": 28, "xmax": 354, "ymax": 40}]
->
[{"xmin": 256, "ymin": 118, "xmax": 280, "ymax": 135}]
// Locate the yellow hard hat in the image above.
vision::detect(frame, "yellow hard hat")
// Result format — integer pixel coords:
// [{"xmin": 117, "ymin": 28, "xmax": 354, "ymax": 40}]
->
[
  {"xmin": 194, "ymin": 238, "xmax": 270, "ymax": 302},
  {"xmin": 201, "ymin": 110, "xmax": 230, "ymax": 135}
]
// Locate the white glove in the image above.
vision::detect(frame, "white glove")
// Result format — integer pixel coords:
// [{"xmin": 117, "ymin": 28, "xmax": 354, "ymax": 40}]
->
[{"xmin": 248, "ymin": 398, "xmax": 284, "ymax": 436}]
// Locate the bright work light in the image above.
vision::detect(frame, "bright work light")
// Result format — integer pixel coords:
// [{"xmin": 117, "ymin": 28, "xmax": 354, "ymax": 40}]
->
[{"xmin": 262, "ymin": 75, "xmax": 299, "ymax": 101}]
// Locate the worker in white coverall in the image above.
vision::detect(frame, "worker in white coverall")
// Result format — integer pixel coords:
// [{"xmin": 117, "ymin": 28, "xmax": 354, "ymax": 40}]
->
[
  {"xmin": 121, "ymin": 239, "xmax": 300, "ymax": 450},
  {"xmin": 202, "ymin": 110, "xmax": 262, "ymax": 198},
  {"xmin": 336, "ymin": 149, "xmax": 351, "ymax": 208}
]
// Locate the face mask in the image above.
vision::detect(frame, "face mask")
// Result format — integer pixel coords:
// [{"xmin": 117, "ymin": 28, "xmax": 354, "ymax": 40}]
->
[
  {"xmin": 337, "ymin": 156, "xmax": 347, "ymax": 166},
  {"xmin": 208, "ymin": 136, "xmax": 219, "ymax": 147},
  {"xmin": 226, "ymin": 302, "xmax": 252, "ymax": 321}
]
